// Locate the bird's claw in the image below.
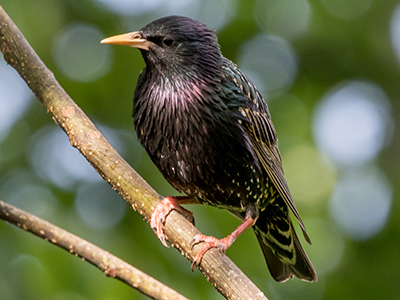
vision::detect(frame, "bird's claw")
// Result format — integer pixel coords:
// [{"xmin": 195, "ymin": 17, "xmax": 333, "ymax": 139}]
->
[
  {"xmin": 189, "ymin": 234, "xmax": 230, "ymax": 271},
  {"xmin": 150, "ymin": 199, "xmax": 170, "ymax": 247},
  {"xmin": 150, "ymin": 196, "xmax": 195, "ymax": 248}
]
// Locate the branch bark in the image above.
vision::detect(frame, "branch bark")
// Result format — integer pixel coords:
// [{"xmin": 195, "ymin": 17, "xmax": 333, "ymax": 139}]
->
[
  {"xmin": 0, "ymin": 200, "xmax": 189, "ymax": 300},
  {"xmin": 0, "ymin": 5, "xmax": 267, "ymax": 300}
]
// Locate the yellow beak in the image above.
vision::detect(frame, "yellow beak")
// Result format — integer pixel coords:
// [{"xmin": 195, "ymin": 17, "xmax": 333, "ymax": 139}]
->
[{"xmin": 101, "ymin": 31, "xmax": 152, "ymax": 51}]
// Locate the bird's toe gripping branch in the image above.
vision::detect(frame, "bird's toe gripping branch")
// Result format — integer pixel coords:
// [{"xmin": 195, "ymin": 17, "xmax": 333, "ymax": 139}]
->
[
  {"xmin": 189, "ymin": 216, "xmax": 257, "ymax": 271},
  {"xmin": 150, "ymin": 196, "xmax": 195, "ymax": 247},
  {"xmin": 189, "ymin": 234, "xmax": 233, "ymax": 271}
]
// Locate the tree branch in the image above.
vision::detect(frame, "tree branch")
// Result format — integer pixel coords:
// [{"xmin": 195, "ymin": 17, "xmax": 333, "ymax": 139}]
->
[
  {"xmin": 0, "ymin": 200, "xmax": 189, "ymax": 300},
  {"xmin": 0, "ymin": 6, "xmax": 267, "ymax": 300}
]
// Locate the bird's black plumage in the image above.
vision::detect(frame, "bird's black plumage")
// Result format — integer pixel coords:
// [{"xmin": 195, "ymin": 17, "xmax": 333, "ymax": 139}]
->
[{"xmin": 103, "ymin": 15, "xmax": 317, "ymax": 282}]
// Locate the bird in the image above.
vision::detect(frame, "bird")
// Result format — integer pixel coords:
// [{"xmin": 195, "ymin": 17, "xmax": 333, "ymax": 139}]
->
[{"xmin": 101, "ymin": 15, "xmax": 317, "ymax": 282}]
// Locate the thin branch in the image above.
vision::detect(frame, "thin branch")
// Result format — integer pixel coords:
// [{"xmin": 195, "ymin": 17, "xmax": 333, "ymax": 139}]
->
[
  {"xmin": 0, "ymin": 6, "xmax": 267, "ymax": 300},
  {"xmin": 0, "ymin": 200, "xmax": 189, "ymax": 300}
]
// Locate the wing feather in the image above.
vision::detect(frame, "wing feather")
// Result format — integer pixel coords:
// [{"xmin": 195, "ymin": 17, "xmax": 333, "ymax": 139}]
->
[{"xmin": 222, "ymin": 58, "xmax": 311, "ymax": 244}]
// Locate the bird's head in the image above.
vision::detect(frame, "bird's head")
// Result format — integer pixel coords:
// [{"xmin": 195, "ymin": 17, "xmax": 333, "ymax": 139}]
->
[{"xmin": 101, "ymin": 16, "xmax": 222, "ymax": 81}]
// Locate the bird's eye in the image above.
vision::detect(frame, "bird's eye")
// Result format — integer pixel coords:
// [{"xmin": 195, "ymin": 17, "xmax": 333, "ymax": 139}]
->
[{"xmin": 162, "ymin": 38, "xmax": 175, "ymax": 47}]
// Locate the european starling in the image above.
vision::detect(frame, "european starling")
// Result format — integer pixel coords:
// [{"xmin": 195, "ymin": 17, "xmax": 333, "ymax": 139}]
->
[{"xmin": 101, "ymin": 15, "xmax": 317, "ymax": 282}]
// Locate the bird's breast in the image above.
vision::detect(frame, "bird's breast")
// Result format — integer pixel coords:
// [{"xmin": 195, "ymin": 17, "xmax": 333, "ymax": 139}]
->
[{"xmin": 133, "ymin": 76, "xmax": 263, "ymax": 210}]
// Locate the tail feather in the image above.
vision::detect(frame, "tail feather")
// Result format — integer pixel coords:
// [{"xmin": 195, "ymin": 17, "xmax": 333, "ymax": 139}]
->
[{"xmin": 254, "ymin": 222, "xmax": 317, "ymax": 282}]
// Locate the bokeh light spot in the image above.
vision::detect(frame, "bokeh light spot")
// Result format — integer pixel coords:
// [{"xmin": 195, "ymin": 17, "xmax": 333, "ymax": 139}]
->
[
  {"xmin": 53, "ymin": 23, "xmax": 112, "ymax": 82},
  {"xmin": 254, "ymin": 0, "xmax": 312, "ymax": 39},
  {"xmin": 94, "ymin": 0, "xmax": 164, "ymax": 16},
  {"xmin": 319, "ymin": 0, "xmax": 373, "ymax": 20},
  {"xmin": 0, "ymin": 60, "xmax": 32, "ymax": 141},
  {"xmin": 313, "ymin": 80, "xmax": 391, "ymax": 166},
  {"xmin": 283, "ymin": 144, "xmax": 336, "ymax": 204},
  {"xmin": 329, "ymin": 166, "xmax": 392, "ymax": 240},
  {"xmin": 0, "ymin": 169, "xmax": 59, "ymax": 218},
  {"xmin": 75, "ymin": 182, "xmax": 127, "ymax": 230},
  {"xmin": 157, "ymin": 0, "xmax": 237, "ymax": 31},
  {"xmin": 29, "ymin": 124, "xmax": 136, "ymax": 191},
  {"xmin": 238, "ymin": 34, "xmax": 297, "ymax": 97},
  {"xmin": 29, "ymin": 126, "xmax": 102, "ymax": 190},
  {"xmin": 10, "ymin": 254, "xmax": 45, "ymax": 275},
  {"xmin": 95, "ymin": 0, "xmax": 236, "ymax": 30}
]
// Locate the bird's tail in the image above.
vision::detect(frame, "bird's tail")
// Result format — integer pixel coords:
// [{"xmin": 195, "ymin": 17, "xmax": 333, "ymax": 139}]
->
[{"xmin": 253, "ymin": 198, "xmax": 317, "ymax": 282}]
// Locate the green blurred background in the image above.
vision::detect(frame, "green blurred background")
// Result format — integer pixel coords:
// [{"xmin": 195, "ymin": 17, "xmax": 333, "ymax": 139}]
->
[{"xmin": 0, "ymin": 0, "xmax": 399, "ymax": 299}]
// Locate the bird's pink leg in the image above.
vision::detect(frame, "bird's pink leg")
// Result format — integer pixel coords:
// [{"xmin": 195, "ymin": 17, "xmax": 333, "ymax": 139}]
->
[
  {"xmin": 190, "ymin": 216, "xmax": 257, "ymax": 270},
  {"xmin": 150, "ymin": 196, "xmax": 196, "ymax": 247}
]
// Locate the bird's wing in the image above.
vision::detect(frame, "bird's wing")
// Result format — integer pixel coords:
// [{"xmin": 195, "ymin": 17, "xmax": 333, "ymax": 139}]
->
[{"xmin": 221, "ymin": 58, "xmax": 311, "ymax": 243}]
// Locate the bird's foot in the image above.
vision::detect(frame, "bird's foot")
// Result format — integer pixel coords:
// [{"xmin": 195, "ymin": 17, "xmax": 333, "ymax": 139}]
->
[
  {"xmin": 189, "ymin": 234, "xmax": 234, "ymax": 271},
  {"xmin": 150, "ymin": 196, "xmax": 194, "ymax": 247},
  {"xmin": 189, "ymin": 216, "xmax": 257, "ymax": 270}
]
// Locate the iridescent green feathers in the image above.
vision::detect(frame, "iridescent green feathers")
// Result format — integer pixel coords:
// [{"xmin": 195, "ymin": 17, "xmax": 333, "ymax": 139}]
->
[{"xmin": 222, "ymin": 59, "xmax": 316, "ymax": 281}]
